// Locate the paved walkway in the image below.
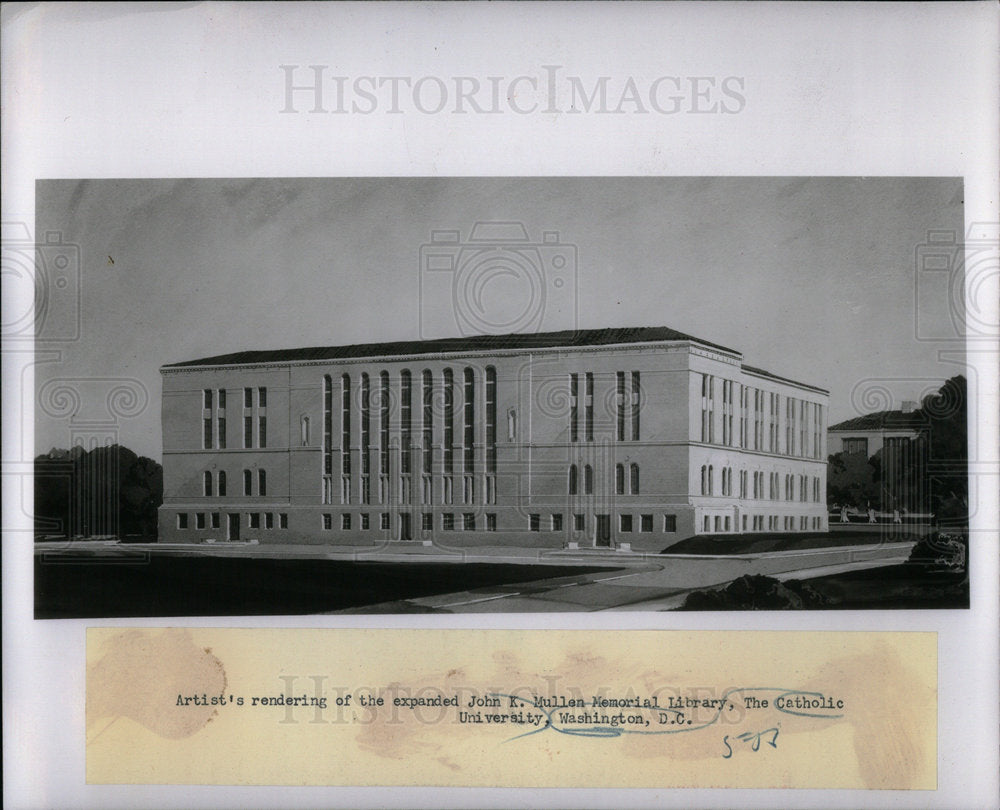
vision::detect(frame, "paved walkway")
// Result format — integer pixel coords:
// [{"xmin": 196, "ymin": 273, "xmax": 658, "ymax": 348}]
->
[{"xmin": 336, "ymin": 541, "xmax": 916, "ymax": 613}]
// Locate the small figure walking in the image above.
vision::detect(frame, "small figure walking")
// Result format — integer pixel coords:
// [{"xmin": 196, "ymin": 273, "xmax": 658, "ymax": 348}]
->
[
  {"xmin": 868, "ymin": 506, "xmax": 876, "ymax": 524},
  {"xmin": 840, "ymin": 505, "xmax": 849, "ymax": 523}
]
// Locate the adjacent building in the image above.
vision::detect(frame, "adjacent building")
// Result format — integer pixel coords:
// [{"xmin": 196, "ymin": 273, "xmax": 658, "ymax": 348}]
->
[{"xmin": 159, "ymin": 327, "xmax": 829, "ymax": 551}]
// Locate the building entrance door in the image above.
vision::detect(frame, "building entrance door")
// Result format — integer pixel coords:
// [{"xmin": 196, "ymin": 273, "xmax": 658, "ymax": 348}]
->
[
  {"xmin": 227, "ymin": 513, "xmax": 240, "ymax": 542},
  {"xmin": 595, "ymin": 514, "xmax": 611, "ymax": 547},
  {"xmin": 399, "ymin": 513, "xmax": 412, "ymax": 542}
]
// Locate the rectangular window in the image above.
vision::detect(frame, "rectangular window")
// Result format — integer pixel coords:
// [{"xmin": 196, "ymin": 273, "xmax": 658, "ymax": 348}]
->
[
  {"xmin": 714, "ymin": 516, "xmax": 721, "ymax": 532},
  {"xmin": 529, "ymin": 514, "xmax": 540, "ymax": 532},
  {"xmin": 279, "ymin": 513, "xmax": 288, "ymax": 529},
  {"xmin": 249, "ymin": 513, "xmax": 260, "ymax": 529},
  {"xmin": 463, "ymin": 474, "xmax": 474, "ymax": 504},
  {"xmin": 204, "ymin": 389, "xmax": 213, "ymax": 409},
  {"xmin": 486, "ymin": 475, "xmax": 496, "ymax": 505},
  {"xmin": 842, "ymin": 437, "xmax": 868, "ymax": 455},
  {"xmin": 258, "ymin": 386, "xmax": 267, "ymax": 408},
  {"xmin": 486, "ymin": 513, "xmax": 497, "ymax": 532},
  {"xmin": 664, "ymin": 514, "xmax": 676, "ymax": 532},
  {"xmin": 322, "ymin": 513, "xmax": 332, "ymax": 530},
  {"xmin": 258, "ymin": 468, "xmax": 266, "ymax": 497},
  {"xmin": 551, "ymin": 514, "xmax": 563, "ymax": 531},
  {"xmin": 421, "ymin": 513, "xmax": 433, "ymax": 531},
  {"xmin": 463, "ymin": 513, "xmax": 475, "ymax": 531},
  {"xmin": 203, "ymin": 471, "xmax": 212, "ymax": 497},
  {"xmin": 258, "ymin": 416, "xmax": 266, "ymax": 448},
  {"xmin": 400, "ymin": 371, "xmax": 411, "ymax": 474},
  {"xmin": 196, "ymin": 513, "xmax": 206, "ymax": 529},
  {"xmin": 244, "ymin": 387, "xmax": 252, "ymax": 408},
  {"xmin": 619, "ymin": 514, "xmax": 633, "ymax": 532},
  {"xmin": 218, "ymin": 470, "xmax": 226, "ymax": 496},
  {"xmin": 265, "ymin": 512, "xmax": 274, "ymax": 529},
  {"xmin": 218, "ymin": 389, "xmax": 226, "ymax": 410},
  {"xmin": 442, "ymin": 513, "xmax": 454, "ymax": 531},
  {"xmin": 380, "ymin": 512, "xmax": 390, "ymax": 530},
  {"xmin": 585, "ymin": 373, "xmax": 594, "ymax": 441},
  {"xmin": 463, "ymin": 368, "xmax": 475, "ymax": 475},
  {"xmin": 243, "ymin": 469, "xmax": 252, "ymax": 496},
  {"xmin": 569, "ymin": 373, "xmax": 579, "ymax": 442},
  {"xmin": 616, "ymin": 371, "xmax": 626, "ymax": 441},
  {"xmin": 211, "ymin": 512, "xmax": 221, "ymax": 530},
  {"xmin": 203, "ymin": 418, "xmax": 212, "ymax": 449},
  {"xmin": 631, "ymin": 371, "xmax": 640, "ymax": 441},
  {"xmin": 217, "ymin": 417, "xmax": 226, "ymax": 449},
  {"xmin": 243, "ymin": 416, "xmax": 252, "ymax": 449},
  {"xmin": 485, "ymin": 367, "xmax": 497, "ymax": 474},
  {"xmin": 361, "ymin": 513, "xmax": 370, "ymax": 529},
  {"xmin": 342, "ymin": 513, "xmax": 351, "ymax": 530},
  {"xmin": 574, "ymin": 513, "xmax": 585, "ymax": 531},
  {"xmin": 640, "ymin": 514, "xmax": 653, "ymax": 532}
]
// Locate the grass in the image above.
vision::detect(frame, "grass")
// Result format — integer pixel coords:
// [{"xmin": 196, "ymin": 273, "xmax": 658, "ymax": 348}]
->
[
  {"xmin": 662, "ymin": 529, "xmax": 923, "ymax": 556},
  {"xmin": 34, "ymin": 555, "xmax": 609, "ymax": 618}
]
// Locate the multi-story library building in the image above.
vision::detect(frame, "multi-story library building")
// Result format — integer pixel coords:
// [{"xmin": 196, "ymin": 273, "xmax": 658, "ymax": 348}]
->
[{"xmin": 159, "ymin": 327, "xmax": 829, "ymax": 551}]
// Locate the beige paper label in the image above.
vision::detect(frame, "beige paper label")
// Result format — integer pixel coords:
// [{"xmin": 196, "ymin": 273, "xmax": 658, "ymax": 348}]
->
[{"xmin": 86, "ymin": 628, "xmax": 935, "ymax": 789}]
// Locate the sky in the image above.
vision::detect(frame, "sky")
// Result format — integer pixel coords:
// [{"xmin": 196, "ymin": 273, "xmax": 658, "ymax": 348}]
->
[{"xmin": 33, "ymin": 177, "xmax": 965, "ymax": 461}]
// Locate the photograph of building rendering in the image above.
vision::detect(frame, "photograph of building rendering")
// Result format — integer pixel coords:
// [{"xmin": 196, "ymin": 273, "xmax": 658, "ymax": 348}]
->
[{"xmin": 30, "ymin": 177, "xmax": 969, "ymax": 616}]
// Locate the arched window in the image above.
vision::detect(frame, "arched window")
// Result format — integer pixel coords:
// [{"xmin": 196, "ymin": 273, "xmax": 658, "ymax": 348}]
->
[
  {"xmin": 218, "ymin": 470, "xmax": 226, "ymax": 497},
  {"xmin": 485, "ymin": 367, "xmax": 497, "ymax": 474},
  {"xmin": 584, "ymin": 464, "xmax": 594, "ymax": 495},
  {"xmin": 301, "ymin": 415, "xmax": 310, "ymax": 446},
  {"xmin": 569, "ymin": 464, "xmax": 578, "ymax": 495},
  {"xmin": 701, "ymin": 465, "xmax": 708, "ymax": 495},
  {"xmin": 708, "ymin": 465, "xmax": 714, "ymax": 495},
  {"xmin": 243, "ymin": 469, "xmax": 252, "ymax": 496},
  {"xmin": 203, "ymin": 471, "xmax": 212, "ymax": 497},
  {"xmin": 630, "ymin": 463, "xmax": 639, "ymax": 494},
  {"xmin": 443, "ymin": 369, "xmax": 454, "ymax": 474},
  {"xmin": 400, "ymin": 370, "xmax": 412, "ymax": 475},
  {"xmin": 258, "ymin": 469, "xmax": 266, "ymax": 497},
  {"xmin": 615, "ymin": 463, "xmax": 625, "ymax": 495}
]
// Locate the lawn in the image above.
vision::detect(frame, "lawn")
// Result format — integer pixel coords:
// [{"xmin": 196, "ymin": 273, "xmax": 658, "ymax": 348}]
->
[{"xmin": 34, "ymin": 554, "xmax": 609, "ymax": 618}]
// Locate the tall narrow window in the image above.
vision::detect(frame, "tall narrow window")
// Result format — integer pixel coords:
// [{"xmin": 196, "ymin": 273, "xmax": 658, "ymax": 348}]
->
[
  {"xmin": 361, "ymin": 373, "xmax": 370, "ymax": 503},
  {"xmin": 569, "ymin": 373, "xmax": 579, "ymax": 442},
  {"xmin": 584, "ymin": 464, "xmax": 594, "ymax": 495},
  {"xmin": 258, "ymin": 469, "xmax": 266, "ymax": 497},
  {"xmin": 631, "ymin": 371, "xmax": 640, "ymax": 441},
  {"xmin": 203, "ymin": 417, "xmax": 213, "ymax": 450},
  {"xmin": 616, "ymin": 371, "xmax": 626, "ymax": 441},
  {"xmin": 585, "ymin": 373, "xmax": 594, "ymax": 441},
  {"xmin": 485, "ymin": 366, "xmax": 496, "ymax": 502},
  {"xmin": 204, "ymin": 389, "xmax": 213, "ymax": 409},
  {"xmin": 301, "ymin": 415, "xmax": 310, "ymax": 446},
  {"xmin": 217, "ymin": 388, "xmax": 226, "ymax": 449},
  {"xmin": 422, "ymin": 370, "xmax": 433, "ymax": 473},
  {"xmin": 463, "ymin": 368, "xmax": 474, "ymax": 473},
  {"xmin": 258, "ymin": 387, "xmax": 267, "ymax": 408},
  {"xmin": 218, "ymin": 470, "xmax": 226, "ymax": 497},
  {"xmin": 786, "ymin": 397, "xmax": 794, "ymax": 455},
  {"xmin": 244, "ymin": 387, "xmax": 252, "ymax": 408},
  {"xmin": 339, "ymin": 374, "xmax": 351, "ymax": 503},
  {"xmin": 323, "ymin": 376, "xmax": 334, "ymax": 504},
  {"xmin": 243, "ymin": 469, "xmax": 252, "ymax": 496},
  {"xmin": 463, "ymin": 368, "xmax": 475, "ymax": 503},
  {"xmin": 615, "ymin": 463, "xmax": 625, "ymax": 495},
  {"xmin": 422, "ymin": 369, "xmax": 433, "ymax": 504},
  {"xmin": 630, "ymin": 462, "xmax": 639, "ymax": 494},
  {"xmin": 708, "ymin": 377, "xmax": 715, "ymax": 443},
  {"xmin": 400, "ymin": 370, "xmax": 412, "ymax": 474},
  {"xmin": 708, "ymin": 465, "xmax": 714, "ymax": 495},
  {"xmin": 799, "ymin": 399, "xmax": 807, "ymax": 458},
  {"xmin": 443, "ymin": 369, "xmax": 454, "ymax": 475},
  {"xmin": 258, "ymin": 415, "xmax": 266, "ymax": 449},
  {"xmin": 203, "ymin": 471, "xmax": 212, "ymax": 497},
  {"xmin": 243, "ymin": 416, "xmax": 252, "ymax": 449},
  {"xmin": 379, "ymin": 371, "xmax": 390, "ymax": 480},
  {"xmin": 569, "ymin": 464, "xmax": 578, "ymax": 495},
  {"xmin": 701, "ymin": 465, "xmax": 708, "ymax": 495}
]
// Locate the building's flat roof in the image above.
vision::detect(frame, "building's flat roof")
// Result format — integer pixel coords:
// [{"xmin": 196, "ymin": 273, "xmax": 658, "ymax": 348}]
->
[
  {"xmin": 828, "ymin": 409, "xmax": 927, "ymax": 432},
  {"xmin": 161, "ymin": 325, "xmax": 827, "ymax": 394},
  {"xmin": 163, "ymin": 327, "xmax": 736, "ymax": 368}
]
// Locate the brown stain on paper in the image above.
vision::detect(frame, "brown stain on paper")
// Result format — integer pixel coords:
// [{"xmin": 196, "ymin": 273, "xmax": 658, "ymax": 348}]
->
[
  {"xmin": 87, "ymin": 628, "xmax": 226, "ymax": 740},
  {"xmin": 351, "ymin": 639, "xmax": 934, "ymax": 790}
]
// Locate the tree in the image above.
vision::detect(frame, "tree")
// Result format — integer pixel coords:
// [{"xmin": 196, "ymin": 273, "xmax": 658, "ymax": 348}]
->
[{"xmin": 827, "ymin": 450, "xmax": 879, "ymax": 509}]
